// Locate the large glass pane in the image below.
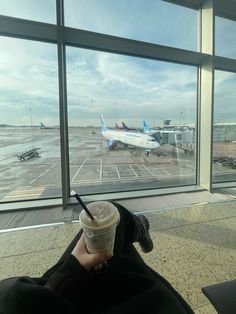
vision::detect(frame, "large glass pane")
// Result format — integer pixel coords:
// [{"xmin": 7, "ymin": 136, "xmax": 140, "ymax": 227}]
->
[
  {"xmin": 67, "ymin": 47, "xmax": 197, "ymax": 195},
  {"xmin": 0, "ymin": 37, "xmax": 60, "ymax": 203},
  {"xmin": 215, "ymin": 16, "xmax": 236, "ymax": 59},
  {"xmin": 0, "ymin": 0, "xmax": 56, "ymax": 24},
  {"xmin": 213, "ymin": 70, "xmax": 236, "ymax": 183},
  {"xmin": 64, "ymin": 0, "xmax": 198, "ymax": 51}
]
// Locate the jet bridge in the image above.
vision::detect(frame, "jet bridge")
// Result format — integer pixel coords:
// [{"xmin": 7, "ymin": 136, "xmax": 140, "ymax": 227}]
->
[{"xmin": 152, "ymin": 130, "xmax": 195, "ymax": 154}]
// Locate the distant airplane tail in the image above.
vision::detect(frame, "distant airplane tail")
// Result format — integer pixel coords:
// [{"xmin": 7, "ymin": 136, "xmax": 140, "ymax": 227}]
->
[
  {"xmin": 40, "ymin": 122, "xmax": 45, "ymax": 128},
  {"xmin": 122, "ymin": 122, "xmax": 129, "ymax": 130},
  {"xmin": 143, "ymin": 120, "xmax": 150, "ymax": 133},
  {"xmin": 100, "ymin": 114, "xmax": 108, "ymax": 132}
]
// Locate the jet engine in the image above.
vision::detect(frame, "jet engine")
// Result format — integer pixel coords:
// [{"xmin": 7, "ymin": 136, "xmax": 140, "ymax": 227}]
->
[{"xmin": 107, "ymin": 139, "xmax": 118, "ymax": 150}]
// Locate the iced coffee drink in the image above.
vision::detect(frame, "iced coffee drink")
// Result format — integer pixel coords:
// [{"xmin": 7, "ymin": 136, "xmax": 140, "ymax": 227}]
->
[{"xmin": 79, "ymin": 201, "xmax": 120, "ymax": 254}]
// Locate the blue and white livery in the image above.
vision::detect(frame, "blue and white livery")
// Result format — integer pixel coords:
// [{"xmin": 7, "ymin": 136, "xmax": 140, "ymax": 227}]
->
[{"xmin": 100, "ymin": 114, "xmax": 160, "ymax": 153}]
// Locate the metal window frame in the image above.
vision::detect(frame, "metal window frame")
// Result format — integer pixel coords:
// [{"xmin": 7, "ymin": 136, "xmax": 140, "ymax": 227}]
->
[{"xmin": 0, "ymin": 0, "xmax": 236, "ymax": 211}]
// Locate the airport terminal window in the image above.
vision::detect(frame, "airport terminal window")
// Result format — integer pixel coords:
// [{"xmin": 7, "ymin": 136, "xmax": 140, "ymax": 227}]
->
[
  {"xmin": 2, "ymin": 1, "xmax": 235, "ymax": 208},
  {"xmin": 66, "ymin": 47, "xmax": 197, "ymax": 195},
  {"xmin": 213, "ymin": 70, "xmax": 236, "ymax": 183},
  {"xmin": 215, "ymin": 16, "xmax": 236, "ymax": 60},
  {"xmin": 0, "ymin": 0, "xmax": 56, "ymax": 24},
  {"xmin": 0, "ymin": 37, "xmax": 60, "ymax": 203},
  {"xmin": 64, "ymin": 0, "xmax": 198, "ymax": 51}
]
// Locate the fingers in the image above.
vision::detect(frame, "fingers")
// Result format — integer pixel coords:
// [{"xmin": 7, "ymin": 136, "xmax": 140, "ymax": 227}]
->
[
  {"xmin": 76, "ymin": 234, "xmax": 87, "ymax": 253},
  {"xmin": 71, "ymin": 234, "xmax": 113, "ymax": 271}
]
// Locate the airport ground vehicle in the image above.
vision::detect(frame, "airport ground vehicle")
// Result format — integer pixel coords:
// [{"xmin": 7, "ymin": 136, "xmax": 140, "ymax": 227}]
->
[{"xmin": 17, "ymin": 148, "xmax": 40, "ymax": 161}]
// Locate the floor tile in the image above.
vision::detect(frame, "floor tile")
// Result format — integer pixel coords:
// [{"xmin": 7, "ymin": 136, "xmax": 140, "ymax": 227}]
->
[
  {"xmin": 54, "ymin": 222, "xmax": 81, "ymax": 248},
  {"xmin": 194, "ymin": 304, "xmax": 217, "ymax": 313},
  {"xmin": 0, "ymin": 247, "xmax": 65, "ymax": 280},
  {"xmin": 0, "ymin": 226, "xmax": 59, "ymax": 258},
  {"xmin": 138, "ymin": 227, "xmax": 236, "ymax": 309}
]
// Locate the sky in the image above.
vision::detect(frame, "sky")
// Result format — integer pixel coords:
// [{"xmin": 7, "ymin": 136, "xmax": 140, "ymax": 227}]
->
[{"xmin": 0, "ymin": 1, "xmax": 235, "ymax": 127}]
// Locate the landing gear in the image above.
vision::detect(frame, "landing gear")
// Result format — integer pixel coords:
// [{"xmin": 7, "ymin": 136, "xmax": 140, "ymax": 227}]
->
[{"xmin": 145, "ymin": 151, "xmax": 150, "ymax": 156}]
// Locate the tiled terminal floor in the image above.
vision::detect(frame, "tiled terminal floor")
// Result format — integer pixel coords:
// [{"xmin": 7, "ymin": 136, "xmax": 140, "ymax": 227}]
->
[{"xmin": 0, "ymin": 199, "xmax": 236, "ymax": 313}]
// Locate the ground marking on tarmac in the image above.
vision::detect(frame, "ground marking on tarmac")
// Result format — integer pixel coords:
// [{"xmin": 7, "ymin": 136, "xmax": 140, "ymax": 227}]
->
[
  {"xmin": 3, "ymin": 193, "xmax": 42, "ymax": 199},
  {"xmin": 29, "ymin": 167, "xmax": 53, "ymax": 184},
  {"xmin": 2, "ymin": 186, "xmax": 45, "ymax": 200},
  {"xmin": 163, "ymin": 169, "xmax": 172, "ymax": 175},
  {"xmin": 100, "ymin": 159, "xmax": 103, "ymax": 180},
  {"xmin": 116, "ymin": 165, "xmax": 121, "ymax": 179},
  {"xmin": 142, "ymin": 164, "xmax": 155, "ymax": 176},
  {"xmin": 71, "ymin": 159, "xmax": 87, "ymax": 182},
  {"xmin": 71, "ymin": 173, "xmax": 194, "ymax": 185},
  {"xmin": 129, "ymin": 165, "xmax": 138, "ymax": 177}
]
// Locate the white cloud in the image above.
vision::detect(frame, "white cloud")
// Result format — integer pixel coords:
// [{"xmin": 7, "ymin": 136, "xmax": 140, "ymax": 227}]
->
[
  {"xmin": 0, "ymin": 37, "xmax": 59, "ymax": 125},
  {"xmin": 66, "ymin": 48, "xmax": 197, "ymax": 126}
]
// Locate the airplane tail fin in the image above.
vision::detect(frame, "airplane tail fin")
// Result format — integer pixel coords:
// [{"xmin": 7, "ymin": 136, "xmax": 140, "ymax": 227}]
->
[
  {"xmin": 122, "ymin": 122, "xmax": 129, "ymax": 130},
  {"xmin": 143, "ymin": 120, "xmax": 149, "ymax": 133},
  {"xmin": 100, "ymin": 114, "xmax": 107, "ymax": 132},
  {"xmin": 40, "ymin": 122, "xmax": 45, "ymax": 128}
]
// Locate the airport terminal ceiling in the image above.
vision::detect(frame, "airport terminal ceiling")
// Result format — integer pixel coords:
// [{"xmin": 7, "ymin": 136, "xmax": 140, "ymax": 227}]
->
[{"xmin": 0, "ymin": 0, "xmax": 235, "ymax": 210}]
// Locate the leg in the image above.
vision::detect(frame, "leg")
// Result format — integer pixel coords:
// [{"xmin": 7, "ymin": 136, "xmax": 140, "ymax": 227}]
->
[
  {"xmin": 42, "ymin": 202, "xmax": 152, "ymax": 279},
  {"xmin": 111, "ymin": 201, "xmax": 153, "ymax": 259}
]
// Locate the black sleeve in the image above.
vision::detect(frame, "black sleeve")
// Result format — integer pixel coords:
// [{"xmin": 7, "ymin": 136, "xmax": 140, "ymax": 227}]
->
[
  {"xmin": 45, "ymin": 254, "xmax": 90, "ymax": 300},
  {"xmin": 0, "ymin": 254, "xmax": 90, "ymax": 314}
]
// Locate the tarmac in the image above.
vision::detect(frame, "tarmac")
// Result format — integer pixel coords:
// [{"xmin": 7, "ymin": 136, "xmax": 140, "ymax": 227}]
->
[{"xmin": 0, "ymin": 127, "xmax": 236, "ymax": 203}]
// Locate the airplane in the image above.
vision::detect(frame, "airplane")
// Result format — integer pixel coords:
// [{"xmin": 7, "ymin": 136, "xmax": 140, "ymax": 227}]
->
[
  {"xmin": 115, "ymin": 123, "xmax": 123, "ymax": 129},
  {"xmin": 115, "ymin": 122, "xmax": 141, "ymax": 132},
  {"xmin": 100, "ymin": 114, "xmax": 160, "ymax": 155},
  {"xmin": 40, "ymin": 122, "xmax": 57, "ymax": 129}
]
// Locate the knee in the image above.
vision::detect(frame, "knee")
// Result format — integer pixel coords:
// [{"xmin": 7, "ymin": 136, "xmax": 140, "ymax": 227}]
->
[{"xmin": 110, "ymin": 201, "xmax": 127, "ymax": 217}]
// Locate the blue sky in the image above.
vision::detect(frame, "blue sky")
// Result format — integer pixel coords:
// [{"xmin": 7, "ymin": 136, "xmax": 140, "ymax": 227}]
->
[
  {"xmin": 65, "ymin": 0, "xmax": 197, "ymax": 50},
  {"xmin": 0, "ymin": 0, "xmax": 56, "ymax": 23},
  {"xmin": 0, "ymin": 1, "xmax": 235, "ymax": 127}
]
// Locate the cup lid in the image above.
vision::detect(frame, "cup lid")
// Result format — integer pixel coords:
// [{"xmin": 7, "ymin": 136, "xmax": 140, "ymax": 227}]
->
[{"xmin": 80, "ymin": 201, "xmax": 118, "ymax": 228}]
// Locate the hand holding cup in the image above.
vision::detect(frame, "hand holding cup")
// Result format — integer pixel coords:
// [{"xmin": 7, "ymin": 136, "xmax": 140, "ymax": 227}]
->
[{"xmin": 72, "ymin": 234, "xmax": 113, "ymax": 271}]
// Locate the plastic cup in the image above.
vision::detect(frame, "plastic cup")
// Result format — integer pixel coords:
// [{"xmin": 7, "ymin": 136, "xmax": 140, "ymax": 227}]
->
[{"xmin": 79, "ymin": 201, "xmax": 120, "ymax": 254}]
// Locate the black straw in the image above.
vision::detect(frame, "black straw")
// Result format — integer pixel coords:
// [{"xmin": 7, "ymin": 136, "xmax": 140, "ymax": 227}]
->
[{"xmin": 71, "ymin": 191, "xmax": 95, "ymax": 220}]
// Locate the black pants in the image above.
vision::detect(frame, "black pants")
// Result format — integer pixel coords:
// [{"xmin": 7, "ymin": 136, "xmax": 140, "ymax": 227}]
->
[
  {"xmin": 42, "ymin": 202, "xmax": 144, "ymax": 279},
  {"xmin": 42, "ymin": 202, "xmax": 194, "ymax": 313}
]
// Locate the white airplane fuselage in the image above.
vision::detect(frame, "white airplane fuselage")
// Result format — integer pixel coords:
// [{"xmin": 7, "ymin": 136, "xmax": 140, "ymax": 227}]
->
[{"xmin": 102, "ymin": 129, "xmax": 160, "ymax": 150}]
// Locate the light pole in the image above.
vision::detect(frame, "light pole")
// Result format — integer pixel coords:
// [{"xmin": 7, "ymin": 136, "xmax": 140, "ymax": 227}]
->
[
  {"xmin": 29, "ymin": 107, "xmax": 33, "ymax": 129},
  {"xmin": 180, "ymin": 111, "xmax": 183, "ymax": 127}
]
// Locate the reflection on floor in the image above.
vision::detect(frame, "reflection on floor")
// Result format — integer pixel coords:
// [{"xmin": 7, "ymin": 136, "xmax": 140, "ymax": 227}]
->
[{"xmin": 0, "ymin": 198, "xmax": 236, "ymax": 313}]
